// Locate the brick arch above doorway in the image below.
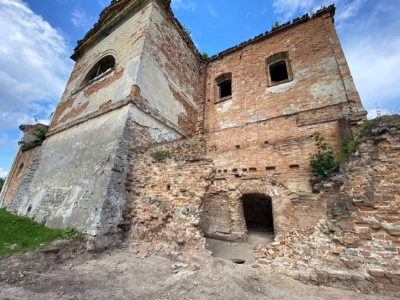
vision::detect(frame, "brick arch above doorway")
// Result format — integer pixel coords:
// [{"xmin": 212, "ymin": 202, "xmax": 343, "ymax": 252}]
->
[{"xmin": 234, "ymin": 178, "xmax": 300, "ymax": 238}]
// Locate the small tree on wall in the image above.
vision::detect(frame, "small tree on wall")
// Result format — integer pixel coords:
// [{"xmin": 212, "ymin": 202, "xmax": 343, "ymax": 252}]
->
[{"xmin": 309, "ymin": 132, "xmax": 335, "ymax": 176}]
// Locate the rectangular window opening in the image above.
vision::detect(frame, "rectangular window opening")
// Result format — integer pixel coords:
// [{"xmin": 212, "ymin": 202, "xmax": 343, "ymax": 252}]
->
[
  {"xmin": 219, "ymin": 80, "xmax": 232, "ymax": 98},
  {"xmin": 249, "ymin": 168, "xmax": 257, "ymax": 172},
  {"xmin": 266, "ymin": 166, "xmax": 276, "ymax": 171},
  {"xmin": 270, "ymin": 61, "xmax": 288, "ymax": 83},
  {"xmin": 290, "ymin": 164, "xmax": 300, "ymax": 169}
]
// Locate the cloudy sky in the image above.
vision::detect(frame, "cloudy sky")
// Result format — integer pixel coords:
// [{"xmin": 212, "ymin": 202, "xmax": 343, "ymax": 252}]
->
[{"xmin": 0, "ymin": 0, "xmax": 399, "ymax": 177}]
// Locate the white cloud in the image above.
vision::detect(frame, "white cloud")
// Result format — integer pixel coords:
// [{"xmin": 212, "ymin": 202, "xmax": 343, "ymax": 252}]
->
[
  {"xmin": 0, "ymin": 168, "xmax": 8, "ymax": 178},
  {"xmin": 272, "ymin": 0, "xmax": 366, "ymax": 28},
  {"xmin": 171, "ymin": 0, "xmax": 196, "ymax": 11},
  {"xmin": 272, "ymin": 0, "xmax": 400, "ymax": 117},
  {"xmin": 339, "ymin": 0, "xmax": 400, "ymax": 114},
  {"xmin": 71, "ymin": 8, "xmax": 95, "ymax": 30},
  {"xmin": 0, "ymin": 0, "xmax": 73, "ymax": 132},
  {"xmin": 98, "ymin": 0, "xmax": 109, "ymax": 8},
  {"xmin": 207, "ymin": 4, "xmax": 216, "ymax": 17}
]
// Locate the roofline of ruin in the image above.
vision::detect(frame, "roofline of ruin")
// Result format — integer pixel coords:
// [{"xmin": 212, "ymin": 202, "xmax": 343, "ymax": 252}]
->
[
  {"xmin": 71, "ymin": 0, "xmax": 172, "ymax": 61},
  {"xmin": 206, "ymin": 5, "xmax": 336, "ymax": 63}
]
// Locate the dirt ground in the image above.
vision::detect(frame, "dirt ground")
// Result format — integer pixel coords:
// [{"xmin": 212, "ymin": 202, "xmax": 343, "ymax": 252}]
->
[{"xmin": 0, "ymin": 237, "xmax": 395, "ymax": 300}]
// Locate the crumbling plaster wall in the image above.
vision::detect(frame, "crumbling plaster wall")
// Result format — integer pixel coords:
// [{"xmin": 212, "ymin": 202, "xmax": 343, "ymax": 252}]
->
[
  {"xmin": 51, "ymin": 1, "xmax": 153, "ymax": 131},
  {"xmin": 0, "ymin": 147, "xmax": 40, "ymax": 207},
  {"xmin": 137, "ymin": 1, "xmax": 200, "ymax": 136},
  {"xmin": 6, "ymin": 105, "xmax": 183, "ymax": 248},
  {"xmin": 51, "ymin": 0, "xmax": 199, "ymax": 138}
]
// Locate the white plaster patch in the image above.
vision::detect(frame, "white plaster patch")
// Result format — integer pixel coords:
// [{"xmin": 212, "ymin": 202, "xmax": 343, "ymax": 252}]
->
[
  {"xmin": 266, "ymin": 79, "xmax": 299, "ymax": 94},
  {"xmin": 296, "ymin": 68, "xmax": 309, "ymax": 76},
  {"xmin": 219, "ymin": 122, "xmax": 239, "ymax": 130},
  {"xmin": 216, "ymin": 98, "xmax": 233, "ymax": 112},
  {"xmin": 309, "ymin": 80, "xmax": 343, "ymax": 98},
  {"xmin": 326, "ymin": 58, "xmax": 337, "ymax": 71},
  {"xmin": 137, "ymin": 52, "xmax": 186, "ymax": 125}
]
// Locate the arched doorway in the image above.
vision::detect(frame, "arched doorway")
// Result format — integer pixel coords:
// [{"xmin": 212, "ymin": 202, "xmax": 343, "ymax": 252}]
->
[{"xmin": 242, "ymin": 193, "xmax": 274, "ymax": 234}]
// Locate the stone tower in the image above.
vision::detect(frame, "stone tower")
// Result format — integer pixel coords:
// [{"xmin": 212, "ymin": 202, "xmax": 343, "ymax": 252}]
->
[{"xmin": 1, "ymin": 0, "xmax": 202, "ymax": 248}]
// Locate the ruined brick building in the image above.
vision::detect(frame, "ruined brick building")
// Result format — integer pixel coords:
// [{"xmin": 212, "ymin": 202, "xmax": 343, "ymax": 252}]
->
[{"xmin": 0, "ymin": 0, "xmax": 366, "ymax": 247}]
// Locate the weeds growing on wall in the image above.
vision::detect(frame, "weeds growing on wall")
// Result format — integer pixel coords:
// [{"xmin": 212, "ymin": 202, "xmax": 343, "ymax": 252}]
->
[
  {"xmin": 150, "ymin": 150, "xmax": 172, "ymax": 162},
  {"xmin": 36, "ymin": 127, "xmax": 48, "ymax": 141},
  {"xmin": 0, "ymin": 208, "xmax": 80, "ymax": 257},
  {"xmin": 309, "ymin": 132, "xmax": 335, "ymax": 176}
]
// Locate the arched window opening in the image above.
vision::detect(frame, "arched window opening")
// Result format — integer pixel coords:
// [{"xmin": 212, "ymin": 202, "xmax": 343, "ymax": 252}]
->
[
  {"xmin": 266, "ymin": 52, "xmax": 292, "ymax": 86},
  {"xmin": 215, "ymin": 73, "xmax": 232, "ymax": 102},
  {"xmin": 81, "ymin": 55, "xmax": 115, "ymax": 87}
]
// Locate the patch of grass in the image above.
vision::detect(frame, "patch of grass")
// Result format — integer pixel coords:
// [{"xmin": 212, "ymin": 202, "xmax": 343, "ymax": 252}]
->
[
  {"xmin": 36, "ymin": 127, "xmax": 48, "ymax": 140},
  {"xmin": 150, "ymin": 150, "xmax": 172, "ymax": 162},
  {"xmin": 0, "ymin": 208, "xmax": 80, "ymax": 258}
]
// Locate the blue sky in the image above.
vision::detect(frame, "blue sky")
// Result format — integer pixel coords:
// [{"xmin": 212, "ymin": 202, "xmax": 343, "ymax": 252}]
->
[{"xmin": 0, "ymin": 0, "xmax": 399, "ymax": 177}]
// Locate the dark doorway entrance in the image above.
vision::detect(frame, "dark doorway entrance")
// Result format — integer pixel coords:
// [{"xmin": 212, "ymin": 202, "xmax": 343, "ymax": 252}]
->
[{"xmin": 242, "ymin": 194, "xmax": 274, "ymax": 233}]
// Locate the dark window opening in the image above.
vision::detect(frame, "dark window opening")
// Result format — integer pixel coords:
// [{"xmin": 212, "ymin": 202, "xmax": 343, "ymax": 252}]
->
[
  {"xmin": 270, "ymin": 61, "xmax": 288, "ymax": 82},
  {"xmin": 167, "ymin": 184, "xmax": 171, "ymax": 191},
  {"xmin": 289, "ymin": 164, "xmax": 300, "ymax": 169},
  {"xmin": 81, "ymin": 55, "xmax": 115, "ymax": 87},
  {"xmin": 266, "ymin": 166, "xmax": 276, "ymax": 171},
  {"xmin": 215, "ymin": 73, "xmax": 232, "ymax": 102},
  {"xmin": 219, "ymin": 80, "xmax": 232, "ymax": 98},
  {"xmin": 242, "ymin": 194, "xmax": 274, "ymax": 232},
  {"xmin": 266, "ymin": 52, "xmax": 291, "ymax": 86}
]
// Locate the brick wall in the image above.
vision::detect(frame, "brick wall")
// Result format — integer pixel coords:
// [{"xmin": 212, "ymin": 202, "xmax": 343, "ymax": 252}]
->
[
  {"xmin": 0, "ymin": 146, "xmax": 40, "ymax": 207},
  {"xmin": 123, "ymin": 137, "xmax": 215, "ymax": 259},
  {"xmin": 199, "ymin": 7, "xmax": 366, "ymax": 241},
  {"xmin": 257, "ymin": 116, "xmax": 400, "ymax": 298}
]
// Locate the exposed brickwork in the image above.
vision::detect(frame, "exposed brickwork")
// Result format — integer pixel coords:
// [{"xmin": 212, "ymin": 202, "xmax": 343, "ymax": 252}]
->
[
  {"xmin": 123, "ymin": 137, "xmax": 215, "ymax": 258},
  {"xmin": 256, "ymin": 116, "xmax": 400, "ymax": 298},
  {"xmin": 199, "ymin": 7, "xmax": 366, "ymax": 241},
  {"xmin": 0, "ymin": 147, "xmax": 40, "ymax": 207},
  {"xmin": 0, "ymin": 124, "xmax": 47, "ymax": 207}
]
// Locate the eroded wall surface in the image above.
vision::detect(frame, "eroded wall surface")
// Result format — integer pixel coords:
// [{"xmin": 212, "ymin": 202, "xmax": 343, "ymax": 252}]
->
[
  {"xmin": 257, "ymin": 116, "xmax": 400, "ymax": 298},
  {"xmin": 51, "ymin": 1, "xmax": 152, "ymax": 132},
  {"xmin": 51, "ymin": 0, "xmax": 199, "ymax": 139},
  {"xmin": 200, "ymin": 9, "xmax": 366, "ymax": 240},
  {"xmin": 0, "ymin": 147, "xmax": 40, "ymax": 207},
  {"xmin": 7, "ymin": 107, "xmax": 132, "ymax": 248},
  {"xmin": 123, "ymin": 137, "xmax": 215, "ymax": 258}
]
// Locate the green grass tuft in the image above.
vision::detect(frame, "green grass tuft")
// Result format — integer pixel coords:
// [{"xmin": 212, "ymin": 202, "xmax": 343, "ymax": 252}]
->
[{"xmin": 0, "ymin": 208, "xmax": 80, "ymax": 258}]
